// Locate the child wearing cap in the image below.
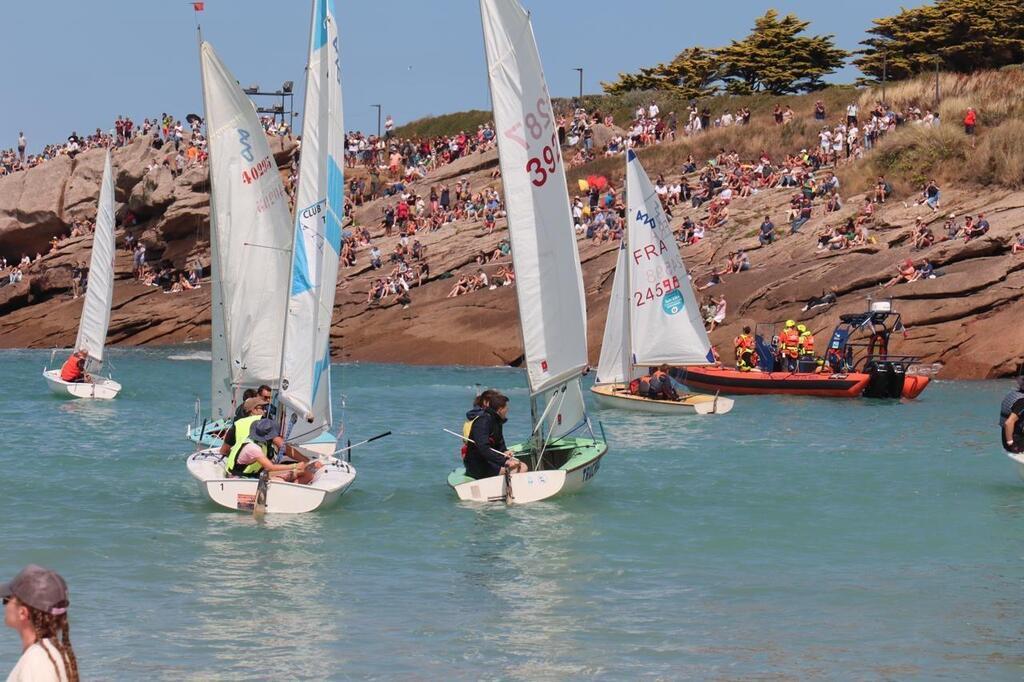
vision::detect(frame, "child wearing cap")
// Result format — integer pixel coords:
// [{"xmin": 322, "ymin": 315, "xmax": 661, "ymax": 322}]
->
[{"xmin": 3, "ymin": 564, "xmax": 78, "ymax": 681}]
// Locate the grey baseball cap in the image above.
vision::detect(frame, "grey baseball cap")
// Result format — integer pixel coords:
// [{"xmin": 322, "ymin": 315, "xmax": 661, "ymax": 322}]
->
[{"xmin": 1, "ymin": 565, "xmax": 69, "ymax": 615}]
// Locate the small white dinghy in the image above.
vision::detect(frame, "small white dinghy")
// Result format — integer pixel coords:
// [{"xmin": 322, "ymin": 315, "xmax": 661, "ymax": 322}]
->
[
  {"xmin": 43, "ymin": 151, "xmax": 121, "ymax": 400},
  {"xmin": 448, "ymin": 0, "xmax": 608, "ymax": 505},
  {"xmin": 589, "ymin": 150, "xmax": 733, "ymax": 416},
  {"xmin": 1008, "ymin": 451, "xmax": 1024, "ymax": 481},
  {"xmin": 43, "ymin": 371, "xmax": 122, "ymax": 400},
  {"xmin": 186, "ymin": 449, "xmax": 355, "ymax": 514}
]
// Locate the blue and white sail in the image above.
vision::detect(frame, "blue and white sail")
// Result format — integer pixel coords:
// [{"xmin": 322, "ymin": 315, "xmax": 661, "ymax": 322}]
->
[
  {"xmin": 278, "ymin": 0, "xmax": 344, "ymax": 439},
  {"xmin": 626, "ymin": 150, "xmax": 714, "ymax": 366}
]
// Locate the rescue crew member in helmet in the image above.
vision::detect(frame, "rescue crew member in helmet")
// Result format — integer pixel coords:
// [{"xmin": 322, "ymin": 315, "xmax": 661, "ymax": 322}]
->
[
  {"xmin": 798, "ymin": 325, "xmax": 815, "ymax": 359},
  {"xmin": 463, "ymin": 393, "xmax": 528, "ymax": 479},
  {"xmin": 734, "ymin": 326, "xmax": 757, "ymax": 371},
  {"xmin": 219, "ymin": 397, "xmax": 316, "ymax": 479},
  {"xmin": 647, "ymin": 364, "xmax": 679, "ymax": 400},
  {"xmin": 780, "ymin": 320, "xmax": 801, "ymax": 371},
  {"xmin": 1000, "ymin": 372, "xmax": 1024, "ymax": 454}
]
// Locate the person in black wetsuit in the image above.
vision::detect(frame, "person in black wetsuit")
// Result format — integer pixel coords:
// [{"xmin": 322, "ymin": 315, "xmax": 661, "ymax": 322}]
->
[
  {"xmin": 1000, "ymin": 374, "xmax": 1024, "ymax": 454},
  {"xmin": 463, "ymin": 393, "xmax": 527, "ymax": 479}
]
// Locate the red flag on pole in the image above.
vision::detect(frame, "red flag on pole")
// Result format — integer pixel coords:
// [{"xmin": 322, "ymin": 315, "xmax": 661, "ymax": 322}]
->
[{"xmin": 193, "ymin": 2, "xmax": 205, "ymax": 10}]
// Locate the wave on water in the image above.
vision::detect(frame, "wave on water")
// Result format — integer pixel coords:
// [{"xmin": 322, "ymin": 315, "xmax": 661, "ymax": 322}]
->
[{"xmin": 167, "ymin": 351, "xmax": 212, "ymax": 362}]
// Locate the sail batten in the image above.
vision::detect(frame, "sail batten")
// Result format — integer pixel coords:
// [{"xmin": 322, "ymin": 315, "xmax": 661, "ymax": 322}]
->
[
  {"xmin": 279, "ymin": 0, "xmax": 343, "ymax": 439},
  {"xmin": 75, "ymin": 151, "xmax": 116, "ymax": 368},
  {"xmin": 626, "ymin": 150, "xmax": 714, "ymax": 366}
]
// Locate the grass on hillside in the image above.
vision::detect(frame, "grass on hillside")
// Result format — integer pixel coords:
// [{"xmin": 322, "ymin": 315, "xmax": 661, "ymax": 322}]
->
[{"xmin": 392, "ymin": 110, "xmax": 492, "ymax": 138}]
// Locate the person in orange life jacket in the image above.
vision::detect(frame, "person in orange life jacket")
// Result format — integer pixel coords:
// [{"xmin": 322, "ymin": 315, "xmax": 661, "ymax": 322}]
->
[
  {"xmin": 797, "ymin": 324, "xmax": 815, "ymax": 357},
  {"xmin": 463, "ymin": 393, "xmax": 527, "ymax": 479},
  {"xmin": 219, "ymin": 398, "xmax": 315, "ymax": 476},
  {"xmin": 59, "ymin": 349, "xmax": 90, "ymax": 383},
  {"xmin": 734, "ymin": 326, "xmax": 758, "ymax": 371},
  {"xmin": 647, "ymin": 364, "xmax": 679, "ymax": 400},
  {"xmin": 779, "ymin": 320, "xmax": 800, "ymax": 371}
]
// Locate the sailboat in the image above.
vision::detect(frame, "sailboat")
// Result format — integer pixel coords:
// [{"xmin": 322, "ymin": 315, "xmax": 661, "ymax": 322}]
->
[
  {"xmin": 590, "ymin": 150, "xmax": 734, "ymax": 415},
  {"xmin": 446, "ymin": 0, "xmax": 609, "ymax": 504},
  {"xmin": 43, "ymin": 151, "xmax": 122, "ymax": 400},
  {"xmin": 186, "ymin": 2, "xmax": 354, "ymax": 514}
]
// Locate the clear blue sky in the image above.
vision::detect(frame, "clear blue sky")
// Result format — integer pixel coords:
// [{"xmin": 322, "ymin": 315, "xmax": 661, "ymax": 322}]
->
[{"xmin": 2, "ymin": 0, "xmax": 905, "ymax": 152}]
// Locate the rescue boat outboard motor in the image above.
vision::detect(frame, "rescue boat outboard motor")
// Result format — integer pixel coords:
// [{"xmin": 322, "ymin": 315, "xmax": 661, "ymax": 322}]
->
[{"xmin": 862, "ymin": 359, "xmax": 908, "ymax": 398}]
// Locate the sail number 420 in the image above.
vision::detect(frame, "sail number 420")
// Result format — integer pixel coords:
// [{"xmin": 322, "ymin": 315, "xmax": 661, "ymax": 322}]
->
[
  {"xmin": 634, "ymin": 277, "xmax": 681, "ymax": 307},
  {"xmin": 504, "ymin": 97, "xmax": 559, "ymax": 187}
]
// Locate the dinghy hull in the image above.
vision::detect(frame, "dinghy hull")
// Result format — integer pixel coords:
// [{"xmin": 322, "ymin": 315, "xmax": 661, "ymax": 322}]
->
[
  {"xmin": 186, "ymin": 449, "xmax": 355, "ymax": 514},
  {"xmin": 42, "ymin": 369, "xmax": 121, "ymax": 400},
  {"xmin": 590, "ymin": 383, "xmax": 733, "ymax": 415},
  {"xmin": 447, "ymin": 437, "xmax": 607, "ymax": 504},
  {"xmin": 1008, "ymin": 451, "xmax": 1024, "ymax": 482}
]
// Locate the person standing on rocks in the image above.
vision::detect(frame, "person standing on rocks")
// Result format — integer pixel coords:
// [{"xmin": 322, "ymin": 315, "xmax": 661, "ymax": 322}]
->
[{"xmin": 17, "ymin": 131, "xmax": 27, "ymax": 164}]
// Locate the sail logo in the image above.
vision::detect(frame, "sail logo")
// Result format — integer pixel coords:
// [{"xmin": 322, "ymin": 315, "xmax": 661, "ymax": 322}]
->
[
  {"xmin": 332, "ymin": 36, "xmax": 342, "ymax": 85},
  {"xmin": 237, "ymin": 128, "xmax": 255, "ymax": 162},
  {"xmin": 662, "ymin": 289, "xmax": 685, "ymax": 315},
  {"xmin": 635, "ymin": 210, "xmax": 657, "ymax": 229}
]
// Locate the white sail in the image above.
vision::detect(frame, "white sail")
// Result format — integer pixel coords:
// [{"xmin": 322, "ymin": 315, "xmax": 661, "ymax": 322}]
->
[
  {"xmin": 200, "ymin": 41, "xmax": 293, "ymax": 396},
  {"xmin": 626, "ymin": 150, "xmax": 714, "ymax": 366},
  {"xmin": 540, "ymin": 378, "xmax": 586, "ymax": 440},
  {"xmin": 480, "ymin": 0, "xmax": 589, "ymax": 397},
  {"xmin": 75, "ymin": 151, "xmax": 116, "ymax": 368},
  {"xmin": 595, "ymin": 242, "xmax": 632, "ymax": 385},
  {"xmin": 279, "ymin": 0, "xmax": 343, "ymax": 439}
]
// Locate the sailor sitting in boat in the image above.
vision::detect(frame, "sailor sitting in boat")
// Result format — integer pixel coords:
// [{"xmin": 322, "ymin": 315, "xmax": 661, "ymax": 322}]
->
[
  {"xmin": 646, "ymin": 365, "xmax": 679, "ymax": 401},
  {"xmin": 219, "ymin": 398, "xmax": 321, "ymax": 483},
  {"xmin": 1000, "ymin": 373, "xmax": 1024, "ymax": 454},
  {"xmin": 463, "ymin": 393, "xmax": 528, "ymax": 479},
  {"xmin": 233, "ymin": 385, "xmax": 274, "ymax": 421},
  {"xmin": 59, "ymin": 349, "xmax": 90, "ymax": 383}
]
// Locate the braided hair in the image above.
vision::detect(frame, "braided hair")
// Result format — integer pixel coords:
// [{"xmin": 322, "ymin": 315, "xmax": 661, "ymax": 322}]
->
[{"xmin": 26, "ymin": 605, "xmax": 79, "ymax": 682}]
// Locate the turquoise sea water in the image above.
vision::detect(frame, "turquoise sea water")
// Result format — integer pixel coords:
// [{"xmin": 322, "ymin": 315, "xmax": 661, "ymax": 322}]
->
[{"xmin": 1, "ymin": 348, "xmax": 1021, "ymax": 680}]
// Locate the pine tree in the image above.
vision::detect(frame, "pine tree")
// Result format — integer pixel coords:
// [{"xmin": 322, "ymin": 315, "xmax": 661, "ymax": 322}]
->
[
  {"xmin": 855, "ymin": 0, "xmax": 1024, "ymax": 83},
  {"xmin": 715, "ymin": 10, "xmax": 848, "ymax": 95}
]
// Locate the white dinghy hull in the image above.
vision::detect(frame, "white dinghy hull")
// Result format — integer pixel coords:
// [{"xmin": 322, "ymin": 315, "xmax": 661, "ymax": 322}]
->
[
  {"xmin": 1008, "ymin": 451, "xmax": 1024, "ymax": 482},
  {"xmin": 42, "ymin": 369, "xmax": 121, "ymax": 400},
  {"xmin": 590, "ymin": 383, "xmax": 733, "ymax": 415},
  {"xmin": 448, "ymin": 438, "xmax": 606, "ymax": 504},
  {"xmin": 186, "ymin": 450, "xmax": 356, "ymax": 514}
]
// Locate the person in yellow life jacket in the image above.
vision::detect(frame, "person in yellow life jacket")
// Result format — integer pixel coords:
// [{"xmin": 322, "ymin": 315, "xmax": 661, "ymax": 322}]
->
[
  {"xmin": 461, "ymin": 389, "xmax": 497, "ymax": 459},
  {"xmin": 780, "ymin": 320, "xmax": 800, "ymax": 371},
  {"xmin": 219, "ymin": 398, "xmax": 320, "ymax": 483},
  {"xmin": 734, "ymin": 326, "xmax": 757, "ymax": 371}
]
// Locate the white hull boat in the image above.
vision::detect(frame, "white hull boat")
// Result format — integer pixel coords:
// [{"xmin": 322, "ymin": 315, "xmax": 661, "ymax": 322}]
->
[
  {"xmin": 590, "ymin": 383, "xmax": 733, "ymax": 415},
  {"xmin": 1008, "ymin": 451, "xmax": 1024, "ymax": 481},
  {"xmin": 42, "ymin": 369, "xmax": 122, "ymax": 400},
  {"xmin": 448, "ymin": 438, "xmax": 605, "ymax": 504},
  {"xmin": 187, "ymin": 449, "xmax": 355, "ymax": 514}
]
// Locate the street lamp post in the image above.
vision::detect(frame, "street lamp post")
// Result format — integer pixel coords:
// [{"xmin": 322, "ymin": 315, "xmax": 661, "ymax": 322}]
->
[
  {"xmin": 573, "ymin": 67, "xmax": 583, "ymax": 103},
  {"xmin": 371, "ymin": 104, "xmax": 382, "ymax": 138}
]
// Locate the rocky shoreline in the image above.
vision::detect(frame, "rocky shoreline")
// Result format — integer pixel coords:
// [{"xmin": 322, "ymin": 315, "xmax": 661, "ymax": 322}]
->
[{"xmin": 1, "ymin": 133, "xmax": 1021, "ymax": 379}]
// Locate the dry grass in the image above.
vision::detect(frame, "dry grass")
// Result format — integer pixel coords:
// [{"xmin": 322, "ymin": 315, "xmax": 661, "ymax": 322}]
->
[{"xmin": 857, "ymin": 70, "xmax": 1024, "ymax": 127}]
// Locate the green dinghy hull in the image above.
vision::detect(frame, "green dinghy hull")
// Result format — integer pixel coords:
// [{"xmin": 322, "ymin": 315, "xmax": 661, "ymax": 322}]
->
[{"xmin": 447, "ymin": 437, "xmax": 607, "ymax": 504}]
